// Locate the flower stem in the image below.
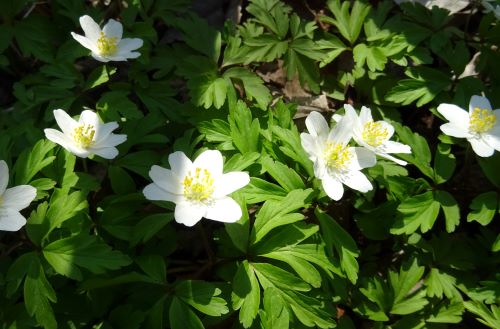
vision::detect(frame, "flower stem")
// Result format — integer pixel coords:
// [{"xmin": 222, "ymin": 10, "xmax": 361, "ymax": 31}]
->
[
  {"xmin": 82, "ymin": 158, "xmax": 88, "ymax": 173},
  {"xmin": 196, "ymin": 224, "xmax": 215, "ymax": 264}
]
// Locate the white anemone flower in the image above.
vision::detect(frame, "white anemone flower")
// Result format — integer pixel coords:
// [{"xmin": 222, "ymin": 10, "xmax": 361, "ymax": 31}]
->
[
  {"xmin": 143, "ymin": 150, "xmax": 250, "ymax": 227},
  {"xmin": 300, "ymin": 111, "xmax": 376, "ymax": 201},
  {"xmin": 482, "ymin": 0, "xmax": 500, "ymax": 19},
  {"xmin": 44, "ymin": 109, "xmax": 127, "ymax": 159},
  {"xmin": 344, "ymin": 105, "xmax": 412, "ymax": 166},
  {"xmin": 0, "ymin": 161, "xmax": 37, "ymax": 231},
  {"xmin": 71, "ymin": 15, "xmax": 143, "ymax": 62},
  {"xmin": 437, "ymin": 95, "xmax": 500, "ymax": 157}
]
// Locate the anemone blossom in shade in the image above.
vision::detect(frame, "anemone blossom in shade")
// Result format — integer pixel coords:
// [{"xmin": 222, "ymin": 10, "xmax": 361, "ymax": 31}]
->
[
  {"xmin": 343, "ymin": 104, "xmax": 412, "ymax": 166},
  {"xmin": 44, "ymin": 109, "xmax": 127, "ymax": 159},
  {"xmin": 437, "ymin": 95, "xmax": 500, "ymax": 157},
  {"xmin": 300, "ymin": 111, "xmax": 376, "ymax": 201},
  {"xmin": 0, "ymin": 161, "xmax": 37, "ymax": 231},
  {"xmin": 71, "ymin": 15, "xmax": 143, "ymax": 62},
  {"xmin": 143, "ymin": 150, "xmax": 250, "ymax": 227}
]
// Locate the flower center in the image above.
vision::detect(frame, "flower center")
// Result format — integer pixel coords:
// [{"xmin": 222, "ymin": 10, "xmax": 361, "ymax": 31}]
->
[
  {"xmin": 469, "ymin": 107, "xmax": 496, "ymax": 134},
  {"xmin": 97, "ymin": 31, "xmax": 118, "ymax": 56},
  {"xmin": 362, "ymin": 121, "xmax": 388, "ymax": 147},
  {"xmin": 183, "ymin": 167, "xmax": 215, "ymax": 203},
  {"xmin": 73, "ymin": 124, "xmax": 95, "ymax": 148},
  {"xmin": 324, "ymin": 143, "xmax": 352, "ymax": 171}
]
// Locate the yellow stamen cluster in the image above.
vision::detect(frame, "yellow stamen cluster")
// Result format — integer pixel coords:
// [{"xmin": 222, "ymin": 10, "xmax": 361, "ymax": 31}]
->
[
  {"xmin": 362, "ymin": 121, "xmax": 388, "ymax": 147},
  {"xmin": 73, "ymin": 124, "xmax": 95, "ymax": 148},
  {"xmin": 97, "ymin": 31, "xmax": 118, "ymax": 56},
  {"xmin": 469, "ymin": 107, "xmax": 496, "ymax": 134},
  {"xmin": 183, "ymin": 167, "xmax": 215, "ymax": 203},
  {"xmin": 324, "ymin": 143, "xmax": 352, "ymax": 171}
]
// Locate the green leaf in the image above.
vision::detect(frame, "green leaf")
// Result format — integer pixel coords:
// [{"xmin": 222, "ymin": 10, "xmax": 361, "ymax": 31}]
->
[
  {"xmin": 169, "ymin": 297, "xmax": 204, "ymax": 329},
  {"xmin": 6, "ymin": 252, "xmax": 38, "ymax": 297},
  {"xmin": 433, "ymin": 143, "xmax": 456, "ymax": 184},
  {"xmin": 246, "ymin": 0, "xmax": 291, "ymax": 38},
  {"xmin": 136, "ymin": 255, "xmax": 167, "ymax": 284},
  {"xmin": 108, "ymin": 165, "xmax": 136, "ymax": 195},
  {"xmin": 24, "ymin": 258, "xmax": 57, "ymax": 329},
  {"xmin": 173, "ymin": 15, "xmax": 221, "ymax": 62},
  {"xmin": 260, "ymin": 155, "xmax": 304, "ymax": 192},
  {"xmin": 391, "ymin": 191, "xmax": 440, "ymax": 235},
  {"xmin": 284, "ymin": 49, "xmax": 320, "ymax": 93},
  {"xmin": 131, "ymin": 213, "xmax": 174, "ymax": 246},
  {"xmin": 434, "ymin": 190, "xmax": 460, "ymax": 233},
  {"xmin": 242, "ymin": 177, "xmax": 288, "ymax": 204},
  {"xmin": 96, "ymin": 91, "xmax": 143, "ymax": 120},
  {"xmin": 390, "ymin": 259, "xmax": 427, "ymax": 315},
  {"xmin": 427, "ymin": 301, "xmax": 464, "ymax": 324},
  {"xmin": 261, "ymin": 244, "xmax": 337, "ymax": 288},
  {"xmin": 14, "ymin": 139, "xmax": 56, "ymax": 185},
  {"xmin": 323, "ymin": 0, "xmax": 371, "ymax": 44},
  {"xmin": 229, "ymin": 101, "xmax": 260, "ymax": 153},
  {"xmin": 252, "ymin": 262, "xmax": 311, "ymax": 292},
  {"xmin": 464, "ymin": 301, "xmax": 500, "ymax": 329},
  {"xmin": 252, "ymin": 189, "xmax": 312, "ymax": 244},
  {"xmin": 425, "ymin": 268, "xmax": 460, "ymax": 299},
  {"xmin": 232, "ymin": 261, "xmax": 260, "ymax": 328},
  {"xmin": 385, "ymin": 67, "xmax": 451, "ymax": 107},
  {"xmin": 275, "ymin": 289, "xmax": 336, "ymax": 328},
  {"xmin": 392, "ymin": 122, "xmax": 434, "ymax": 179},
  {"xmin": 175, "ymin": 280, "xmax": 229, "ymax": 316},
  {"xmin": 43, "ymin": 233, "xmax": 132, "ymax": 280},
  {"xmin": 225, "ymin": 193, "xmax": 249, "ymax": 253},
  {"xmin": 84, "ymin": 65, "xmax": 116, "ymax": 90},
  {"xmin": 478, "ymin": 152, "xmax": 500, "ymax": 188},
  {"xmin": 272, "ymin": 125, "xmax": 314, "ymax": 176},
  {"xmin": 259, "ymin": 288, "xmax": 290, "ymax": 329},
  {"xmin": 353, "ymin": 43, "xmax": 387, "ymax": 72},
  {"xmin": 224, "ymin": 67, "xmax": 271, "ymax": 110},
  {"xmin": 316, "ymin": 209, "xmax": 359, "ymax": 283}
]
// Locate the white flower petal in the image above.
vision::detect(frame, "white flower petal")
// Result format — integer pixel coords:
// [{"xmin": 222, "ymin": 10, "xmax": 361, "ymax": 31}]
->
[
  {"xmin": 305, "ymin": 111, "xmax": 329, "ymax": 138},
  {"xmin": 193, "ymin": 150, "xmax": 223, "ymax": 177},
  {"xmin": 0, "ymin": 208, "xmax": 27, "ymax": 231},
  {"xmin": 437, "ymin": 103, "xmax": 470, "ymax": 129},
  {"xmin": 2, "ymin": 185, "xmax": 36, "ymax": 211},
  {"xmin": 102, "ymin": 19, "xmax": 123, "ymax": 40},
  {"xmin": 358, "ymin": 106, "xmax": 373, "ymax": 125},
  {"xmin": 322, "ymin": 176, "xmax": 344, "ymax": 201},
  {"xmin": 440, "ymin": 123, "xmax": 472, "ymax": 138},
  {"xmin": 380, "ymin": 140, "xmax": 412, "ymax": 154},
  {"xmin": 350, "ymin": 147, "xmax": 377, "ymax": 171},
  {"xmin": 44, "ymin": 128, "xmax": 72, "ymax": 150},
  {"xmin": 169, "ymin": 151, "xmax": 192, "ymax": 178},
  {"xmin": 143, "ymin": 183, "xmax": 182, "ymax": 203},
  {"xmin": 174, "ymin": 202, "xmax": 205, "ymax": 227},
  {"xmin": 331, "ymin": 114, "xmax": 343, "ymax": 123},
  {"xmin": 91, "ymin": 52, "xmax": 110, "ymax": 62},
  {"xmin": 0, "ymin": 160, "xmax": 8, "ymax": 195},
  {"xmin": 149, "ymin": 165, "xmax": 183, "ymax": 194},
  {"xmin": 94, "ymin": 133, "xmax": 127, "ymax": 148},
  {"xmin": 213, "ymin": 172, "xmax": 250, "ymax": 198},
  {"xmin": 483, "ymin": 133, "xmax": 500, "ymax": 152},
  {"xmin": 205, "ymin": 197, "xmax": 243, "ymax": 223},
  {"xmin": 377, "ymin": 153, "xmax": 408, "ymax": 166},
  {"xmin": 53, "ymin": 109, "xmax": 78, "ymax": 136},
  {"xmin": 79, "ymin": 110, "xmax": 101, "ymax": 127},
  {"xmin": 70, "ymin": 33, "xmax": 98, "ymax": 53},
  {"xmin": 117, "ymin": 38, "xmax": 143, "ymax": 53},
  {"xmin": 91, "ymin": 147, "xmax": 119, "ymax": 159},
  {"xmin": 340, "ymin": 170, "xmax": 373, "ymax": 193},
  {"xmin": 105, "ymin": 55, "xmax": 129, "ymax": 62},
  {"xmin": 300, "ymin": 133, "xmax": 320, "ymax": 159},
  {"xmin": 469, "ymin": 137, "xmax": 495, "ymax": 157},
  {"xmin": 328, "ymin": 110, "xmax": 354, "ymax": 145},
  {"xmin": 378, "ymin": 120, "xmax": 395, "ymax": 140},
  {"xmin": 79, "ymin": 15, "xmax": 101, "ymax": 42},
  {"xmin": 470, "ymin": 95, "xmax": 492, "ymax": 112},
  {"xmin": 95, "ymin": 121, "xmax": 119, "ymax": 141}
]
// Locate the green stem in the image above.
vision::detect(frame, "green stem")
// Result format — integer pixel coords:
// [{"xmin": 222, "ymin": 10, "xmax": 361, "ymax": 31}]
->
[{"xmin": 82, "ymin": 158, "xmax": 88, "ymax": 173}]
